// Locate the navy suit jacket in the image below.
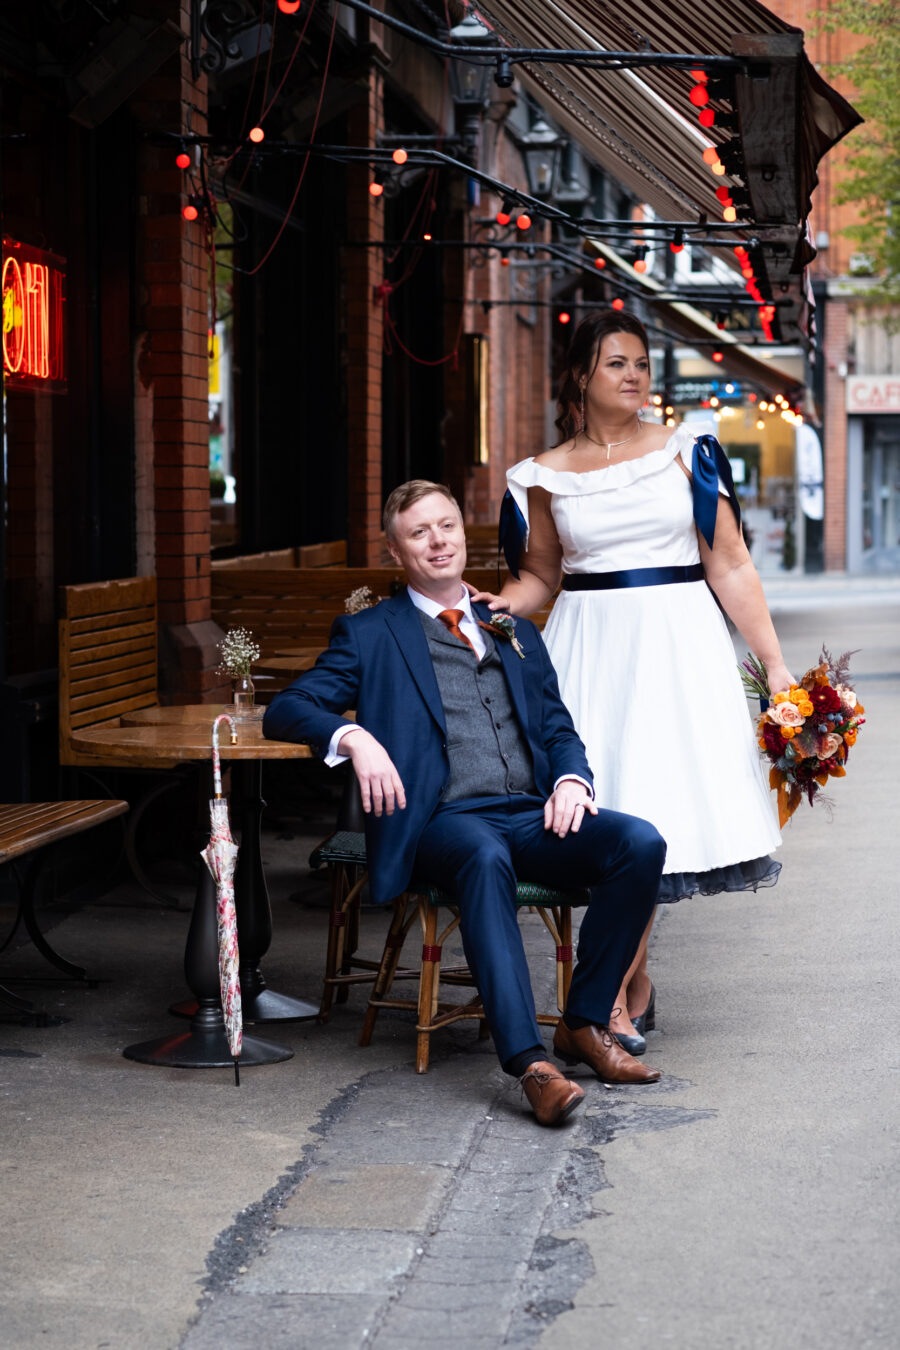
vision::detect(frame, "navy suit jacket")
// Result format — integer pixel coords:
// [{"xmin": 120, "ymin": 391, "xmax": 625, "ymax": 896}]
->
[{"xmin": 262, "ymin": 589, "xmax": 593, "ymax": 906}]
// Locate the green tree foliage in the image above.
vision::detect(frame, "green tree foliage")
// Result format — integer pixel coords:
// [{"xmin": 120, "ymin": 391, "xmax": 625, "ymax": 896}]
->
[{"xmin": 814, "ymin": 1, "xmax": 900, "ymax": 302}]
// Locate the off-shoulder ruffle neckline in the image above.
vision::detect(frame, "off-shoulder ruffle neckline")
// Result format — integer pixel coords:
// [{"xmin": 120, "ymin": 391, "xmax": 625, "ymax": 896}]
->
[{"xmin": 507, "ymin": 423, "xmax": 702, "ymax": 495}]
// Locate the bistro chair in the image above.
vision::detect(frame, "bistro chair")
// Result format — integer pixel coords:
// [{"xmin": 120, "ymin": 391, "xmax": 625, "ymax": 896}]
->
[{"xmin": 359, "ymin": 881, "xmax": 588, "ymax": 1074}]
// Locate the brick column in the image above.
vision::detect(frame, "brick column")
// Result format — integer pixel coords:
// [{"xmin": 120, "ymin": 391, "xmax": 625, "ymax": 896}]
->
[
  {"xmin": 130, "ymin": 1, "xmax": 225, "ymax": 700},
  {"xmin": 822, "ymin": 295, "xmax": 848, "ymax": 571},
  {"xmin": 345, "ymin": 64, "xmax": 385, "ymax": 564}
]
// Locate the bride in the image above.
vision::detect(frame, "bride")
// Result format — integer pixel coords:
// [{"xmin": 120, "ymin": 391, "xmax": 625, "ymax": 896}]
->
[{"xmin": 475, "ymin": 309, "xmax": 792, "ymax": 1053}]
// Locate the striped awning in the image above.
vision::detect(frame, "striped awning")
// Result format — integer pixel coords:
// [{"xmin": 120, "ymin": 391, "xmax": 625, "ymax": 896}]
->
[{"xmin": 474, "ymin": 1, "xmax": 861, "ymax": 344}]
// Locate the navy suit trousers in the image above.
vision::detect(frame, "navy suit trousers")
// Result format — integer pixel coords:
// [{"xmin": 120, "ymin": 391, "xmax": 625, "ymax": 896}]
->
[{"xmin": 411, "ymin": 794, "xmax": 666, "ymax": 1066}]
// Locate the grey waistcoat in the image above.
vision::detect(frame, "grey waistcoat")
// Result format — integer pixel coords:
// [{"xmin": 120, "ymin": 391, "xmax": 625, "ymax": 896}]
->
[{"xmin": 419, "ymin": 612, "xmax": 536, "ymax": 803}]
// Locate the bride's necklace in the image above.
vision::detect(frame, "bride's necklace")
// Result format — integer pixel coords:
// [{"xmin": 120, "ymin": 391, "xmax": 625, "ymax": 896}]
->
[{"xmin": 580, "ymin": 417, "xmax": 643, "ymax": 461}]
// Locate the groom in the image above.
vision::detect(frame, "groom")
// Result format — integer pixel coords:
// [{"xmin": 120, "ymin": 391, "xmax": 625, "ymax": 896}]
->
[{"xmin": 264, "ymin": 480, "xmax": 666, "ymax": 1124}]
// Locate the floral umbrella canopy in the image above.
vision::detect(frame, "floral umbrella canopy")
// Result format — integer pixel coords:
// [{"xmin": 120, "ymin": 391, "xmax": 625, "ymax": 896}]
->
[{"xmin": 201, "ymin": 712, "xmax": 243, "ymax": 1084}]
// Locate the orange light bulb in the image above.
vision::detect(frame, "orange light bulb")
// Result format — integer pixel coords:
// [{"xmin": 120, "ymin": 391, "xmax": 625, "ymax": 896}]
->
[
  {"xmin": 392, "ymin": 148, "xmax": 408, "ymax": 165},
  {"xmin": 249, "ymin": 126, "xmax": 265, "ymax": 144}
]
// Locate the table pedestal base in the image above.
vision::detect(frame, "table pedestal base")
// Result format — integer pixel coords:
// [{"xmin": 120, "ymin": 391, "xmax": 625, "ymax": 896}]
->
[{"xmin": 124, "ymin": 1001, "xmax": 293, "ymax": 1068}]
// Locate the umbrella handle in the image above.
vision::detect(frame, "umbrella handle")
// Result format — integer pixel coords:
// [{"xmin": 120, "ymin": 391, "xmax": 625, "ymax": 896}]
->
[{"xmin": 211, "ymin": 712, "xmax": 237, "ymax": 797}]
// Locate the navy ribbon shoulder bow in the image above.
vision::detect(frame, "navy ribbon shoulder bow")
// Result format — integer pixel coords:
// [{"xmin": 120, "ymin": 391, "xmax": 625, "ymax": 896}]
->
[
  {"xmin": 691, "ymin": 434, "xmax": 742, "ymax": 550},
  {"xmin": 498, "ymin": 488, "xmax": 527, "ymax": 579}
]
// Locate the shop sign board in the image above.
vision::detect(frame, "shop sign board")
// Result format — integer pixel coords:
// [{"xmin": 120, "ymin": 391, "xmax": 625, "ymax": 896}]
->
[
  {"xmin": 846, "ymin": 375, "xmax": 900, "ymax": 414},
  {"xmin": 2, "ymin": 237, "xmax": 66, "ymax": 392}
]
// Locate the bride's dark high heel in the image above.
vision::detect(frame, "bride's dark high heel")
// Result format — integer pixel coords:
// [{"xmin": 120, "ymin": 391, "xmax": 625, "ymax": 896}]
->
[{"xmin": 630, "ymin": 984, "xmax": 656, "ymax": 1037}]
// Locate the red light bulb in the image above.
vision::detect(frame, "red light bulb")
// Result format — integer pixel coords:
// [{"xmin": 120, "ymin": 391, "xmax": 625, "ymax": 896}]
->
[
  {"xmin": 496, "ymin": 210, "xmax": 511, "ymax": 226},
  {"xmin": 594, "ymin": 257, "xmax": 606, "ymax": 269},
  {"xmin": 182, "ymin": 203, "xmax": 199, "ymax": 221},
  {"xmin": 176, "ymin": 150, "xmax": 191, "ymax": 170},
  {"xmin": 611, "ymin": 297, "xmax": 625, "ymax": 311},
  {"xmin": 689, "ymin": 85, "xmax": 709, "ymax": 107},
  {"xmin": 558, "ymin": 312, "xmax": 571, "ymax": 325},
  {"xmin": 698, "ymin": 107, "xmax": 715, "ymax": 129},
  {"xmin": 670, "ymin": 241, "xmax": 684, "ymax": 253},
  {"xmin": 369, "ymin": 180, "xmax": 384, "ymax": 197},
  {"xmin": 633, "ymin": 258, "xmax": 647, "ymax": 274},
  {"xmin": 712, "ymin": 350, "xmax": 724, "ymax": 362},
  {"xmin": 249, "ymin": 126, "xmax": 265, "ymax": 144},
  {"xmin": 515, "ymin": 213, "xmax": 532, "ymax": 231},
  {"xmin": 423, "ymin": 233, "xmax": 432, "ymax": 241},
  {"xmin": 277, "ymin": 0, "xmax": 301, "ymax": 11},
  {"xmin": 500, "ymin": 256, "xmax": 510, "ymax": 267},
  {"xmin": 715, "ymin": 185, "xmax": 731, "ymax": 202},
  {"xmin": 690, "ymin": 69, "xmax": 708, "ymax": 83},
  {"xmin": 392, "ymin": 148, "xmax": 408, "ymax": 165}
]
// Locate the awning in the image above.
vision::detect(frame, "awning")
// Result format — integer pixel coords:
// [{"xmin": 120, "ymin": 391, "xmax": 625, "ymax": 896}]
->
[{"xmin": 474, "ymin": 1, "xmax": 861, "ymax": 346}]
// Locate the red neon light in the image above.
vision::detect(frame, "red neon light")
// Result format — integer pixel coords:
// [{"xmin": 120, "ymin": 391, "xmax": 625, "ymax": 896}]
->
[{"xmin": 2, "ymin": 239, "xmax": 66, "ymax": 390}]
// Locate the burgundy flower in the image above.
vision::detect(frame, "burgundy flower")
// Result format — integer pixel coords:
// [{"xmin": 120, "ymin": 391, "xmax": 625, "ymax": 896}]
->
[{"xmin": 809, "ymin": 684, "xmax": 841, "ymax": 715}]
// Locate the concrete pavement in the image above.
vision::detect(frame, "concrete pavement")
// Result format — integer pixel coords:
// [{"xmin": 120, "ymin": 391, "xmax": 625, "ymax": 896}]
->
[{"xmin": 1, "ymin": 576, "xmax": 897, "ymax": 1349}]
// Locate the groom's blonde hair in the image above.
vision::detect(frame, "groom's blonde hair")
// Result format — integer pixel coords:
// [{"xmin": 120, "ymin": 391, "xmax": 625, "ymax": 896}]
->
[{"xmin": 382, "ymin": 480, "xmax": 461, "ymax": 540}]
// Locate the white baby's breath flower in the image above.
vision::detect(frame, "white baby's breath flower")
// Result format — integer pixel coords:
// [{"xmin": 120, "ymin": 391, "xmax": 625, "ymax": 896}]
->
[
  {"xmin": 345, "ymin": 586, "xmax": 379, "ymax": 615},
  {"xmin": 218, "ymin": 627, "xmax": 260, "ymax": 677}
]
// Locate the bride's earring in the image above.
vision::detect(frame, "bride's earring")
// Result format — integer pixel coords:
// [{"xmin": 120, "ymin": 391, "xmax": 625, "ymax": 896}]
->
[{"xmin": 578, "ymin": 382, "xmax": 586, "ymax": 431}]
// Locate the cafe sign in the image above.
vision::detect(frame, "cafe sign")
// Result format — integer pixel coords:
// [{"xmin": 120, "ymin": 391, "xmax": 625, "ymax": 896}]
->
[
  {"xmin": 2, "ymin": 237, "xmax": 66, "ymax": 392},
  {"xmin": 846, "ymin": 375, "xmax": 900, "ymax": 415}
]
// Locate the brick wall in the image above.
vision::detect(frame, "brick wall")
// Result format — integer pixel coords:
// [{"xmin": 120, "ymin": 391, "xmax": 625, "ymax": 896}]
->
[
  {"xmin": 823, "ymin": 297, "xmax": 848, "ymax": 569},
  {"xmin": 345, "ymin": 66, "xmax": 386, "ymax": 565},
  {"xmin": 129, "ymin": 1, "xmax": 225, "ymax": 699}
]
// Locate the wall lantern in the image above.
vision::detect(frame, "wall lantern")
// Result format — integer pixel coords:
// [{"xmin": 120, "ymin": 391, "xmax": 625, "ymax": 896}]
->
[
  {"xmin": 517, "ymin": 116, "xmax": 565, "ymax": 200},
  {"xmin": 448, "ymin": 13, "xmax": 495, "ymax": 109}
]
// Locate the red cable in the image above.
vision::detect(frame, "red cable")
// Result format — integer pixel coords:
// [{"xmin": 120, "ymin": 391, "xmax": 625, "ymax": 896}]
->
[{"xmin": 245, "ymin": 2, "xmax": 338, "ymax": 275}]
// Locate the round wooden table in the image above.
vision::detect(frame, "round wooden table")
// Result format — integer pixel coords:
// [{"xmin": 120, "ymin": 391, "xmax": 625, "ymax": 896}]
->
[{"xmin": 71, "ymin": 715, "xmax": 316, "ymax": 1071}]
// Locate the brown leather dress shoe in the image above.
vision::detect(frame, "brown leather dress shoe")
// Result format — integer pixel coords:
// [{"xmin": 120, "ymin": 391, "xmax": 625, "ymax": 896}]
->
[
  {"xmin": 519, "ymin": 1060, "xmax": 585, "ymax": 1125},
  {"xmin": 553, "ymin": 1021, "xmax": 662, "ymax": 1084}
]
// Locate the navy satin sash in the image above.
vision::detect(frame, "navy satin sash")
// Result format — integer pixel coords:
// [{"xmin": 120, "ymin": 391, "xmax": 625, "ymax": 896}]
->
[
  {"xmin": 562, "ymin": 564, "xmax": 705, "ymax": 591},
  {"xmin": 691, "ymin": 434, "xmax": 742, "ymax": 550},
  {"xmin": 499, "ymin": 488, "xmax": 528, "ymax": 580}
]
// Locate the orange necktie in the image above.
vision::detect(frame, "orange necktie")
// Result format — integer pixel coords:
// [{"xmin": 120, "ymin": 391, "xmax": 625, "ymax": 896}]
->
[{"xmin": 437, "ymin": 608, "xmax": 475, "ymax": 653}]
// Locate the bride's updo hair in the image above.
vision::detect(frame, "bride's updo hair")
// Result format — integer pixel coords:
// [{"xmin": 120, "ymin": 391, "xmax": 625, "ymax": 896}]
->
[{"xmin": 555, "ymin": 310, "xmax": 650, "ymax": 445}]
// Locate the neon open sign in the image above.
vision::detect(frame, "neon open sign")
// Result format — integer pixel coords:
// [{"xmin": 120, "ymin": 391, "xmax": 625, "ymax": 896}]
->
[{"xmin": 2, "ymin": 238, "xmax": 66, "ymax": 391}]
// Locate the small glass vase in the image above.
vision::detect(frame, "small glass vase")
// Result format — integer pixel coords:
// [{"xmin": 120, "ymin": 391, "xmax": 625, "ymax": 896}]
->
[{"xmin": 231, "ymin": 672, "xmax": 256, "ymax": 720}]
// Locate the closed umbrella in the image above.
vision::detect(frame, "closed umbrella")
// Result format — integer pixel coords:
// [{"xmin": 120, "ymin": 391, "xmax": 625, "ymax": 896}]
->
[{"xmin": 201, "ymin": 712, "xmax": 242, "ymax": 1085}]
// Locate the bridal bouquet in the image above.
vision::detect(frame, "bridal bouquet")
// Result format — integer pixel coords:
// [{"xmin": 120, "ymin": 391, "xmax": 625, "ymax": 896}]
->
[{"xmin": 740, "ymin": 647, "xmax": 866, "ymax": 826}]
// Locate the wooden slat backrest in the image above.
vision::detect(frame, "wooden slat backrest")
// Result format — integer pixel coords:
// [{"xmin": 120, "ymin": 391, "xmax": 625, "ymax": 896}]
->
[
  {"xmin": 211, "ymin": 565, "xmax": 556, "ymax": 659},
  {"xmin": 59, "ymin": 577, "xmax": 159, "ymax": 765},
  {"xmin": 211, "ymin": 539, "xmax": 349, "ymax": 571}
]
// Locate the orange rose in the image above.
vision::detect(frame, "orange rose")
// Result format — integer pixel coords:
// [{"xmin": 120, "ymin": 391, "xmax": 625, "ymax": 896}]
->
[
  {"xmin": 843, "ymin": 730, "xmax": 857, "ymax": 746},
  {"xmin": 780, "ymin": 726, "xmax": 796, "ymax": 740}
]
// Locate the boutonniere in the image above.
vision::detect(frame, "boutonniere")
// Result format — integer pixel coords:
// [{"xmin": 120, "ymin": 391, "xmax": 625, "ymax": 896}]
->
[{"xmin": 478, "ymin": 612, "xmax": 525, "ymax": 659}]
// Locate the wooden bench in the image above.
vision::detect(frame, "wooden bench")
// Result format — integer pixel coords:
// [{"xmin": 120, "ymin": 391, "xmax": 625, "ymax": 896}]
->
[
  {"xmin": 59, "ymin": 576, "xmax": 171, "ymax": 768},
  {"xmin": 212, "ymin": 539, "xmax": 348, "ymax": 571},
  {"xmin": 211, "ymin": 565, "xmax": 555, "ymax": 668},
  {"xmin": 0, "ymin": 799, "xmax": 129, "ymax": 1019}
]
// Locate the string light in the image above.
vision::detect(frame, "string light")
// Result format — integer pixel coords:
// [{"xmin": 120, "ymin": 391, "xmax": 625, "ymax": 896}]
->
[
  {"xmin": 369, "ymin": 174, "xmax": 384, "ymax": 197},
  {"xmin": 277, "ymin": 0, "xmax": 302, "ymax": 11},
  {"xmin": 500, "ymin": 255, "xmax": 510, "ymax": 267},
  {"xmin": 756, "ymin": 419, "xmax": 765, "ymax": 430},
  {"xmin": 182, "ymin": 202, "xmax": 199, "ymax": 221},
  {"xmin": 712, "ymin": 350, "xmax": 724, "ymax": 362},
  {"xmin": 594, "ymin": 257, "xmax": 606, "ymax": 269},
  {"xmin": 633, "ymin": 246, "xmax": 647, "ymax": 274},
  {"xmin": 612, "ymin": 297, "xmax": 625, "ymax": 311},
  {"xmin": 711, "ymin": 162, "xmax": 726, "ymax": 176},
  {"xmin": 723, "ymin": 206, "xmax": 737, "ymax": 222},
  {"xmin": 176, "ymin": 147, "xmax": 191, "ymax": 170},
  {"xmin": 496, "ymin": 196, "xmax": 515, "ymax": 226},
  {"xmin": 698, "ymin": 107, "xmax": 715, "ymax": 128},
  {"xmin": 392, "ymin": 148, "xmax": 408, "ymax": 165},
  {"xmin": 670, "ymin": 228, "xmax": 684, "ymax": 253},
  {"xmin": 515, "ymin": 213, "xmax": 532, "ymax": 231},
  {"xmin": 423, "ymin": 232, "xmax": 432, "ymax": 241},
  {"xmin": 665, "ymin": 405, "xmax": 674, "ymax": 415},
  {"xmin": 558, "ymin": 311, "xmax": 571, "ymax": 324},
  {"xmin": 689, "ymin": 84, "xmax": 709, "ymax": 107},
  {"xmin": 702, "ymin": 147, "xmax": 720, "ymax": 166},
  {"xmin": 249, "ymin": 126, "xmax": 265, "ymax": 143},
  {"xmin": 715, "ymin": 186, "xmax": 732, "ymax": 203},
  {"xmin": 710, "ymin": 396, "xmax": 720, "ymax": 407}
]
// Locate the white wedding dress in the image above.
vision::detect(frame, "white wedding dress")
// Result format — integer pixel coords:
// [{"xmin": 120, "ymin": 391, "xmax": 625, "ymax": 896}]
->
[{"xmin": 506, "ymin": 422, "xmax": 781, "ymax": 901}]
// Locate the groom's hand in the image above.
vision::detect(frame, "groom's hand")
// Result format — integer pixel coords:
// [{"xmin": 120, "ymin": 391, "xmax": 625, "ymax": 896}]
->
[
  {"xmin": 346, "ymin": 730, "xmax": 407, "ymax": 816},
  {"xmin": 544, "ymin": 779, "xmax": 598, "ymax": 838}
]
